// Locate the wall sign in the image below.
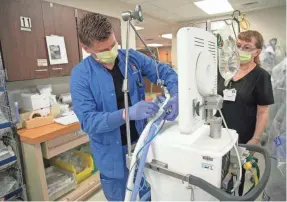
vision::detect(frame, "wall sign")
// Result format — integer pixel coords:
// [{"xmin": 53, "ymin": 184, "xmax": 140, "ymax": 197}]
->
[
  {"xmin": 20, "ymin": 16, "xmax": 32, "ymax": 31},
  {"xmin": 46, "ymin": 35, "xmax": 68, "ymax": 65},
  {"xmin": 37, "ymin": 59, "xmax": 48, "ymax": 67}
]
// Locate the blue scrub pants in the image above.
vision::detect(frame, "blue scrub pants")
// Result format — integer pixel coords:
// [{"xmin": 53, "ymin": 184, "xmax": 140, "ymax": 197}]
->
[{"xmin": 100, "ymin": 144, "xmax": 151, "ymax": 201}]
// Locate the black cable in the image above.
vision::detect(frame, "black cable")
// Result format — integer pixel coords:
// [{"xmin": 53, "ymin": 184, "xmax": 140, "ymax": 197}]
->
[
  {"xmin": 224, "ymin": 19, "xmax": 238, "ymax": 40},
  {"xmin": 231, "ymin": 21, "xmax": 238, "ymax": 40}
]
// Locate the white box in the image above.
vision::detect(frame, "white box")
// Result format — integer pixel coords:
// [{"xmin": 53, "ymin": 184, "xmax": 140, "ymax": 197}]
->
[{"xmin": 21, "ymin": 93, "xmax": 50, "ymax": 111}]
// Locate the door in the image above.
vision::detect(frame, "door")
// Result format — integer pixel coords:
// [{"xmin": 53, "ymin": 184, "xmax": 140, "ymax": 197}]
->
[
  {"xmin": 0, "ymin": 0, "xmax": 49, "ymax": 81},
  {"xmin": 42, "ymin": 2, "xmax": 80, "ymax": 77}
]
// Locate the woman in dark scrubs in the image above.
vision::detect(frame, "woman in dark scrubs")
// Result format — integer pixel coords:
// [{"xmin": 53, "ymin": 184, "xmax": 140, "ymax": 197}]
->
[{"xmin": 217, "ymin": 30, "xmax": 274, "ymax": 195}]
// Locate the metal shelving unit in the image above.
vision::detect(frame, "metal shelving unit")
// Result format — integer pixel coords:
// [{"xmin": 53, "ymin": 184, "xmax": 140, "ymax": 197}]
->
[{"xmin": 0, "ymin": 50, "xmax": 27, "ymax": 201}]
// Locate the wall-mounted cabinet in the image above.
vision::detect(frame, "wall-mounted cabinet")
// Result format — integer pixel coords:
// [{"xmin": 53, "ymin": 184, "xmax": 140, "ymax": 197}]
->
[
  {"xmin": 0, "ymin": 0, "xmax": 122, "ymax": 81},
  {"xmin": 42, "ymin": 1, "xmax": 79, "ymax": 77},
  {"xmin": 0, "ymin": 0, "xmax": 49, "ymax": 81}
]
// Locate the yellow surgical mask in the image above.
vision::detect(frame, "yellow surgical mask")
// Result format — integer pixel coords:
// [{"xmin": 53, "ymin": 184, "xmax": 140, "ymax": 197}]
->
[
  {"xmin": 94, "ymin": 43, "xmax": 118, "ymax": 64},
  {"xmin": 238, "ymin": 50, "xmax": 252, "ymax": 64}
]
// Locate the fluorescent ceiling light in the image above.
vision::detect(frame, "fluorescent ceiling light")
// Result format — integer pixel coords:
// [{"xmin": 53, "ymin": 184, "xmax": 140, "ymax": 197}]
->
[
  {"xmin": 160, "ymin": 33, "xmax": 172, "ymax": 39},
  {"xmin": 147, "ymin": 43, "xmax": 163, "ymax": 47},
  {"xmin": 134, "ymin": 26, "xmax": 144, "ymax": 30},
  {"xmin": 194, "ymin": 0, "xmax": 234, "ymax": 15}
]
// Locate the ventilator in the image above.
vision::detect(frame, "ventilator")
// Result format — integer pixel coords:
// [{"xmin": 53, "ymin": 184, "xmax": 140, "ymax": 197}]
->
[{"xmin": 121, "ymin": 5, "xmax": 271, "ymax": 201}]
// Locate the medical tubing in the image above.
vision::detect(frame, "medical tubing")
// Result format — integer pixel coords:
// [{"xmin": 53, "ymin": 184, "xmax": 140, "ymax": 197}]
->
[
  {"xmin": 125, "ymin": 96, "xmax": 170, "ymax": 202},
  {"xmin": 124, "ymin": 19, "xmax": 132, "ymax": 157},
  {"xmin": 125, "ymin": 119, "xmax": 164, "ymax": 193},
  {"xmin": 251, "ymin": 168, "xmax": 259, "ymax": 185},
  {"xmin": 187, "ymin": 144, "xmax": 271, "ymax": 201},
  {"xmin": 125, "ymin": 117, "xmax": 158, "ymax": 201},
  {"xmin": 239, "ymin": 16, "xmax": 251, "ymax": 30},
  {"xmin": 218, "ymin": 109, "xmax": 242, "ymax": 192},
  {"xmin": 131, "ymin": 132, "xmax": 153, "ymax": 201},
  {"xmin": 254, "ymin": 163, "xmax": 260, "ymax": 179},
  {"xmin": 140, "ymin": 191, "xmax": 151, "ymax": 201},
  {"xmin": 245, "ymin": 161, "xmax": 260, "ymax": 195},
  {"xmin": 131, "ymin": 119, "xmax": 164, "ymax": 201}
]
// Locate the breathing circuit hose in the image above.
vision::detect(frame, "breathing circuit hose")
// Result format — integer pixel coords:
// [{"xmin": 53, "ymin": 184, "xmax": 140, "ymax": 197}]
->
[
  {"xmin": 131, "ymin": 117, "xmax": 165, "ymax": 201},
  {"xmin": 124, "ymin": 94, "xmax": 170, "ymax": 201}
]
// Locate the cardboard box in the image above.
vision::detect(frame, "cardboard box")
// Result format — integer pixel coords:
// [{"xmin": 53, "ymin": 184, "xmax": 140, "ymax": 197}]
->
[
  {"xmin": 23, "ymin": 116, "xmax": 54, "ymax": 129},
  {"xmin": 21, "ymin": 93, "xmax": 50, "ymax": 111},
  {"xmin": 16, "ymin": 108, "xmax": 52, "ymax": 129}
]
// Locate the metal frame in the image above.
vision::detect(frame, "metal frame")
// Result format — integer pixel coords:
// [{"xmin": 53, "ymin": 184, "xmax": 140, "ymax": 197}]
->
[
  {"xmin": 184, "ymin": 16, "xmax": 240, "ymax": 35},
  {"xmin": 144, "ymin": 144, "xmax": 271, "ymax": 201},
  {"xmin": 121, "ymin": 5, "xmax": 165, "ymax": 157},
  {"xmin": 0, "ymin": 49, "xmax": 26, "ymax": 200}
]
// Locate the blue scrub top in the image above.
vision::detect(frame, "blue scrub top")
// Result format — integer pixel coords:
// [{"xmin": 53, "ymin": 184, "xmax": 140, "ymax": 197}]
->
[{"xmin": 70, "ymin": 49, "xmax": 178, "ymax": 179}]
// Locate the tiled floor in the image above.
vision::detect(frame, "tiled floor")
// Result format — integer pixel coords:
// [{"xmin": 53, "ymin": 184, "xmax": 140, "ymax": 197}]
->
[
  {"xmin": 88, "ymin": 189, "xmax": 106, "ymax": 201},
  {"xmin": 88, "ymin": 153, "xmax": 265, "ymax": 201}
]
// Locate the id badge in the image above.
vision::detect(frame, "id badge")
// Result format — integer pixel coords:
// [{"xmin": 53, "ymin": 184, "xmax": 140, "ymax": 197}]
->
[{"xmin": 223, "ymin": 88, "xmax": 237, "ymax": 102}]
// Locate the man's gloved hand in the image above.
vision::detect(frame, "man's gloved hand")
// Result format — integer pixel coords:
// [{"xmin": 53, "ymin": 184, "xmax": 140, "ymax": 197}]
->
[
  {"xmin": 128, "ymin": 100, "xmax": 160, "ymax": 120},
  {"xmin": 163, "ymin": 93, "xmax": 178, "ymax": 121}
]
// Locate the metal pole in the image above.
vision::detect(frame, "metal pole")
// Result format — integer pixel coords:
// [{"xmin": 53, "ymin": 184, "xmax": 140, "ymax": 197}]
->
[
  {"xmin": 123, "ymin": 20, "xmax": 132, "ymax": 157},
  {"xmin": 129, "ymin": 22, "xmax": 162, "ymax": 87}
]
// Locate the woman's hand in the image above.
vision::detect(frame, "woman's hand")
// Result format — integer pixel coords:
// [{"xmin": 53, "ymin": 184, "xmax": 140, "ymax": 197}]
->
[
  {"xmin": 247, "ymin": 137, "xmax": 261, "ymax": 145},
  {"xmin": 247, "ymin": 137, "xmax": 261, "ymax": 155}
]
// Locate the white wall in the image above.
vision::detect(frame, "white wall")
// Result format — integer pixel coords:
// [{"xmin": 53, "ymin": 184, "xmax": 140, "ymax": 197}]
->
[
  {"xmin": 7, "ymin": 0, "xmax": 136, "ymax": 93},
  {"xmin": 245, "ymin": 6, "xmax": 286, "ymax": 52},
  {"xmin": 171, "ymin": 6, "xmax": 286, "ymax": 69}
]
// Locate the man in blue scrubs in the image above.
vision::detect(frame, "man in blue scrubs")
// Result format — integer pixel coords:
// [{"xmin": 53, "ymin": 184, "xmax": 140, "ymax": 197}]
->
[{"xmin": 70, "ymin": 13, "xmax": 178, "ymax": 201}]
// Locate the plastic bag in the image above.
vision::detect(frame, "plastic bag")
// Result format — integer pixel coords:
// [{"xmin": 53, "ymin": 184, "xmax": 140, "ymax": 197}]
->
[
  {"xmin": 273, "ymin": 134, "xmax": 286, "ymax": 176},
  {"xmin": 0, "ymin": 109, "xmax": 8, "ymax": 124},
  {"xmin": 0, "ymin": 140, "xmax": 15, "ymax": 162},
  {"xmin": 263, "ymin": 77, "xmax": 286, "ymax": 200},
  {"xmin": 58, "ymin": 151, "xmax": 86, "ymax": 173},
  {"xmin": 262, "ymin": 158, "xmax": 286, "ymax": 201},
  {"xmin": 0, "ymin": 171, "xmax": 18, "ymax": 197},
  {"xmin": 45, "ymin": 167, "xmax": 73, "ymax": 196}
]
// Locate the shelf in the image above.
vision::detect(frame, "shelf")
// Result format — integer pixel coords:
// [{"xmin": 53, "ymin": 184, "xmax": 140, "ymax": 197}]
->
[
  {"xmin": 18, "ymin": 122, "xmax": 81, "ymax": 144},
  {"xmin": 0, "ymin": 122, "xmax": 12, "ymax": 130},
  {"xmin": 42, "ymin": 133, "xmax": 89, "ymax": 159},
  {"xmin": 0, "ymin": 155, "xmax": 17, "ymax": 171},
  {"xmin": 57, "ymin": 172, "xmax": 101, "ymax": 201},
  {"xmin": 0, "ymin": 185, "xmax": 25, "ymax": 201}
]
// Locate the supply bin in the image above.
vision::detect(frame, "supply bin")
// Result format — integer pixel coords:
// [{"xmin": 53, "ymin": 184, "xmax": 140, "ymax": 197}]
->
[
  {"xmin": 45, "ymin": 166, "xmax": 77, "ymax": 201},
  {"xmin": 50, "ymin": 151, "xmax": 94, "ymax": 183}
]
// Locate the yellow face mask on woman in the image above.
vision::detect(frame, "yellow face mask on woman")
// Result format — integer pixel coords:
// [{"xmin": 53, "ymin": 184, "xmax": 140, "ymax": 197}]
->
[
  {"xmin": 238, "ymin": 50, "xmax": 252, "ymax": 64},
  {"xmin": 94, "ymin": 43, "xmax": 118, "ymax": 64}
]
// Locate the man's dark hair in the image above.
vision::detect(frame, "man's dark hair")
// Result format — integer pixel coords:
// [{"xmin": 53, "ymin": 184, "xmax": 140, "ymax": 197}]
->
[{"xmin": 78, "ymin": 13, "xmax": 112, "ymax": 47}]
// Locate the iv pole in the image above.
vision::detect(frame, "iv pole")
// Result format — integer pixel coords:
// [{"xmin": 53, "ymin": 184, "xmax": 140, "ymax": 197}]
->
[{"xmin": 121, "ymin": 5, "xmax": 164, "ymax": 158}]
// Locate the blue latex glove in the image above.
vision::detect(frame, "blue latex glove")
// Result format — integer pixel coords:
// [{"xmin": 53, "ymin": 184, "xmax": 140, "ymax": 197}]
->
[
  {"xmin": 163, "ymin": 94, "xmax": 178, "ymax": 121},
  {"xmin": 129, "ymin": 101, "xmax": 160, "ymax": 120}
]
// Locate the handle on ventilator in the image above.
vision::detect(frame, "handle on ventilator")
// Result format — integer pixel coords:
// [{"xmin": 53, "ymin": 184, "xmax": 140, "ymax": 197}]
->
[{"xmin": 187, "ymin": 144, "xmax": 271, "ymax": 201}]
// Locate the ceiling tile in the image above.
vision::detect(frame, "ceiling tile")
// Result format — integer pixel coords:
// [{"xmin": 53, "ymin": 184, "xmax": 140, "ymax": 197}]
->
[
  {"xmin": 140, "ymin": 2, "xmax": 180, "ymax": 21},
  {"xmin": 151, "ymin": 0, "xmax": 191, "ymax": 10},
  {"xmin": 172, "ymin": 3, "xmax": 208, "ymax": 19},
  {"xmin": 230, "ymin": 0, "xmax": 286, "ymax": 10},
  {"xmin": 119, "ymin": 0, "xmax": 152, "ymax": 4}
]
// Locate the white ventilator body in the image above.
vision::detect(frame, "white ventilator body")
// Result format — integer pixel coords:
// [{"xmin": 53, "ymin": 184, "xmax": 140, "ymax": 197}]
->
[{"xmin": 142, "ymin": 27, "xmax": 238, "ymax": 201}]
